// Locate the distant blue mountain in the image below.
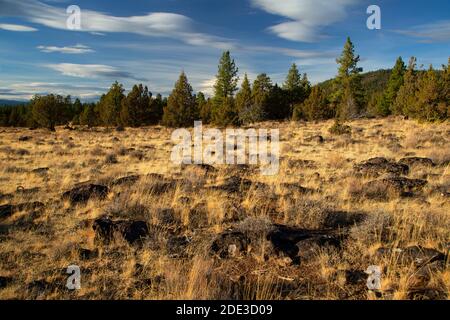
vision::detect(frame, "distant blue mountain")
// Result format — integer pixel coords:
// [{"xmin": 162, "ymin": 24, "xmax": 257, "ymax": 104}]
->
[{"xmin": 0, "ymin": 99, "xmax": 28, "ymax": 106}]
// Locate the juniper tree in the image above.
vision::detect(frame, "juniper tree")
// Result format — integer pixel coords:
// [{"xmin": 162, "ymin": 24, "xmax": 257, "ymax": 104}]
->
[{"xmin": 162, "ymin": 71, "xmax": 197, "ymax": 127}]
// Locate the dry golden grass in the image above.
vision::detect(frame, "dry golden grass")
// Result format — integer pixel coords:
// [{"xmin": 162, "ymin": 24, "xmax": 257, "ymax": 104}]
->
[{"xmin": 0, "ymin": 117, "xmax": 448, "ymax": 300}]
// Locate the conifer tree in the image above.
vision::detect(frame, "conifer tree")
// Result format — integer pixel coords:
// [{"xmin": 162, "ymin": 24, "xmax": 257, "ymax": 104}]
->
[
  {"xmin": 393, "ymin": 57, "xmax": 418, "ymax": 116},
  {"xmin": 415, "ymin": 65, "xmax": 446, "ymax": 121},
  {"xmin": 283, "ymin": 63, "xmax": 306, "ymax": 114},
  {"xmin": 162, "ymin": 71, "xmax": 196, "ymax": 127},
  {"xmin": 98, "ymin": 81, "xmax": 125, "ymax": 127},
  {"xmin": 236, "ymin": 74, "xmax": 253, "ymax": 123},
  {"xmin": 334, "ymin": 37, "xmax": 364, "ymax": 120},
  {"xmin": 377, "ymin": 57, "xmax": 406, "ymax": 116},
  {"xmin": 212, "ymin": 51, "xmax": 239, "ymax": 125},
  {"xmin": 80, "ymin": 103, "xmax": 97, "ymax": 128},
  {"xmin": 293, "ymin": 86, "xmax": 332, "ymax": 121},
  {"xmin": 120, "ymin": 84, "xmax": 151, "ymax": 127},
  {"xmin": 31, "ymin": 94, "xmax": 66, "ymax": 131}
]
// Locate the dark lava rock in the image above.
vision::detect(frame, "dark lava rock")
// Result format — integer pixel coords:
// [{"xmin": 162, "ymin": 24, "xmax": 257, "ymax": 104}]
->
[
  {"xmin": 31, "ymin": 167, "xmax": 49, "ymax": 175},
  {"xmin": 211, "ymin": 232, "xmax": 250, "ymax": 258},
  {"xmin": 167, "ymin": 235, "xmax": 192, "ymax": 257},
  {"xmin": 181, "ymin": 164, "xmax": 217, "ymax": 174},
  {"xmin": 210, "ymin": 176, "xmax": 252, "ymax": 193},
  {"xmin": 18, "ymin": 136, "xmax": 31, "ymax": 142},
  {"xmin": 344, "ymin": 270, "xmax": 367, "ymax": 285},
  {"xmin": 0, "ymin": 276, "xmax": 13, "ymax": 289},
  {"xmin": 0, "ymin": 202, "xmax": 45, "ymax": 220},
  {"xmin": 304, "ymin": 135, "xmax": 324, "ymax": 144},
  {"xmin": 189, "ymin": 203, "xmax": 209, "ymax": 228},
  {"xmin": 157, "ymin": 208, "xmax": 178, "ymax": 225},
  {"xmin": 77, "ymin": 248, "xmax": 99, "ymax": 260},
  {"xmin": 147, "ymin": 180, "xmax": 177, "ymax": 195},
  {"xmin": 110, "ymin": 175, "xmax": 141, "ymax": 187},
  {"xmin": 279, "ymin": 183, "xmax": 315, "ymax": 195},
  {"xmin": 267, "ymin": 225, "xmax": 342, "ymax": 264},
  {"xmin": 287, "ymin": 159, "xmax": 317, "ymax": 169},
  {"xmin": 407, "ymin": 288, "xmax": 447, "ymax": 300},
  {"xmin": 62, "ymin": 184, "xmax": 109, "ymax": 204},
  {"xmin": 363, "ymin": 177, "xmax": 427, "ymax": 199},
  {"xmin": 354, "ymin": 157, "xmax": 409, "ymax": 177},
  {"xmin": 93, "ymin": 216, "xmax": 149, "ymax": 246},
  {"xmin": 322, "ymin": 211, "xmax": 367, "ymax": 229},
  {"xmin": 398, "ymin": 157, "xmax": 435, "ymax": 167}
]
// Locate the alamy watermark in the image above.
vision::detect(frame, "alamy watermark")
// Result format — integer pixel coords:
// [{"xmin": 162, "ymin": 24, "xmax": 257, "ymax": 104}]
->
[
  {"xmin": 365, "ymin": 265, "xmax": 382, "ymax": 291},
  {"xmin": 66, "ymin": 5, "xmax": 81, "ymax": 30},
  {"xmin": 66, "ymin": 265, "xmax": 81, "ymax": 290},
  {"xmin": 367, "ymin": 5, "xmax": 381, "ymax": 30},
  {"xmin": 171, "ymin": 121, "xmax": 280, "ymax": 176}
]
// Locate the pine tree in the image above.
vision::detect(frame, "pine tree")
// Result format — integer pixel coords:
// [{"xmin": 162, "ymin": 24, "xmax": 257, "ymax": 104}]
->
[
  {"xmin": 80, "ymin": 103, "xmax": 97, "ymax": 128},
  {"xmin": 162, "ymin": 71, "xmax": 196, "ymax": 127},
  {"xmin": 251, "ymin": 73, "xmax": 272, "ymax": 119},
  {"xmin": 393, "ymin": 57, "xmax": 418, "ymax": 117},
  {"xmin": 283, "ymin": 63, "xmax": 306, "ymax": 114},
  {"xmin": 212, "ymin": 51, "xmax": 239, "ymax": 125},
  {"xmin": 293, "ymin": 86, "xmax": 332, "ymax": 121},
  {"xmin": 334, "ymin": 37, "xmax": 364, "ymax": 120},
  {"xmin": 415, "ymin": 65, "xmax": 446, "ymax": 121},
  {"xmin": 376, "ymin": 57, "xmax": 406, "ymax": 116},
  {"xmin": 120, "ymin": 84, "xmax": 151, "ymax": 127},
  {"xmin": 149, "ymin": 93, "xmax": 165, "ymax": 124},
  {"xmin": 31, "ymin": 94, "xmax": 66, "ymax": 131},
  {"xmin": 98, "ymin": 81, "xmax": 125, "ymax": 127},
  {"xmin": 236, "ymin": 74, "xmax": 253, "ymax": 123},
  {"xmin": 196, "ymin": 92, "xmax": 210, "ymax": 123}
]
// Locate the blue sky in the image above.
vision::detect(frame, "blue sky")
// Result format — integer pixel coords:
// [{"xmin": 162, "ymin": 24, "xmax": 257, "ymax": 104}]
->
[{"xmin": 0, "ymin": 0, "xmax": 449, "ymax": 101}]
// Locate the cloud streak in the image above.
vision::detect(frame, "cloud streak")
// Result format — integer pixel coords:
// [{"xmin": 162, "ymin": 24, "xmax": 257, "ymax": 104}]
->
[
  {"xmin": 37, "ymin": 44, "xmax": 94, "ymax": 54},
  {"xmin": 0, "ymin": 0, "xmax": 234, "ymax": 49},
  {"xmin": 45, "ymin": 63, "xmax": 146, "ymax": 81},
  {"xmin": 0, "ymin": 23, "xmax": 37, "ymax": 31},
  {"xmin": 250, "ymin": 0, "xmax": 358, "ymax": 42},
  {"xmin": 393, "ymin": 20, "xmax": 450, "ymax": 43}
]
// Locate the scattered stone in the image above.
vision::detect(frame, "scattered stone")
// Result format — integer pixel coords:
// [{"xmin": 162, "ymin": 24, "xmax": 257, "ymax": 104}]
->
[
  {"xmin": 287, "ymin": 159, "xmax": 317, "ymax": 169},
  {"xmin": 62, "ymin": 184, "xmax": 109, "ymax": 205},
  {"xmin": 18, "ymin": 136, "xmax": 31, "ymax": 142},
  {"xmin": 354, "ymin": 157, "xmax": 409, "ymax": 177},
  {"xmin": 110, "ymin": 175, "xmax": 141, "ymax": 187},
  {"xmin": 31, "ymin": 167, "xmax": 49, "ymax": 175},
  {"xmin": 77, "ymin": 248, "xmax": 99, "ymax": 260},
  {"xmin": 0, "ymin": 202, "xmax": 45, "ymax": 220},
  {"xmin": 157, "ymin": 208, "xmax": 178, "ymax": 225},
  {"xmin": 279, "ymin": 183, "xmax": 315, "ymax": 195},
  {"xmin": 167, "ymin": 235, "xmax": 191, "ymax": 257},
  {"xmin": 398, "ymin": 157, "xmax": 435, "ymax": 167},
  {"xmin": 304, "ymin": 135, "xmax": 324, "ymax": 143},
  {"xmin": 0, "ymin": 276, "xmax": 13, "ymax": 289},
  {"xmin": 182, "ymin": 164, "xmax": 217, "ymax": 174},
  {"xmin": 363, "ymin": 177, "xmax": 427, "ymax": 199},
  {"xmin": 267, "ymin": 225, "xmax": 342, "ymax": 264},
  {"xmin": 92, "ymin": 216, "xmax": 149, "ymax": 245},
  {"xmin": 322, "ymin": 211, "xmax": 367, "ymax": 229},
  {"xmin": 189, "ymin": 202, "xmax": 209, "ymax": 228},
  {"xmin": 211, "ymin": 231, "xmax": 250, "ymax": 258}
]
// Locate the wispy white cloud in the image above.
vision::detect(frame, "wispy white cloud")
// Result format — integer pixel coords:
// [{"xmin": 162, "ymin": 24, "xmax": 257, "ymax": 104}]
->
[
  {"xmin": 393, "ymin": 20, "xmax": 450, "ymax": 43},
  {"xmin": 0, "ymin": 0, "xmax": 234, "ymax": 49},
  {"xmin": 1, "ymin": 82, "xmax": 107, "ymax": 101},
  {"xmin": 0, "ymin": 23, "xmax": 37, "ymax": 32},
  {"xmin": 250, "ymin": 0, "xmax": 358, "ymax": 42},
  {"xmin": 45, "ymin": 63, "xmax": 146, "ymax": 81},
  {"xmin": 37, "ymin": 44, "xmax": 94, "ymax": 54}
]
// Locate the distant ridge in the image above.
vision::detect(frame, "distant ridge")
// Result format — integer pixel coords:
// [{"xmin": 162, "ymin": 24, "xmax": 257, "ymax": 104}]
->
[{"xmin": 0, "ymin": 99, "xmax": 28, "ymax": 106}]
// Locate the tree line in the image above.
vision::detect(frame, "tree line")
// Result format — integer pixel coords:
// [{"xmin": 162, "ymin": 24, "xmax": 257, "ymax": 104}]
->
[{"xmin": 0, "ymin": 37, "xmax": 448, "ymax": 130}]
